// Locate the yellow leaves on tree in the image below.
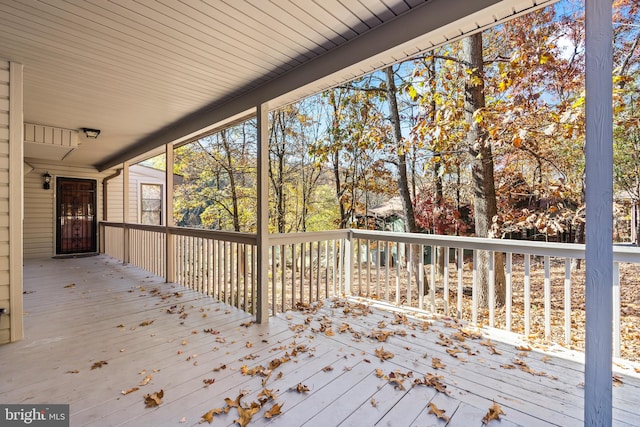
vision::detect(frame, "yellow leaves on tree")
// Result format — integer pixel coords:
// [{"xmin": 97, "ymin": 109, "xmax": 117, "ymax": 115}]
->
[{"xmin": 482, "ymin": 401, "xmax": 505, "ymax": 425}]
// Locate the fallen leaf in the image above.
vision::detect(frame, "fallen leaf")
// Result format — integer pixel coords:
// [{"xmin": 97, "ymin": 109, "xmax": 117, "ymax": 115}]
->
[
  {"xmin": 613, "ymin": 374, "xmax": 624, "ymax": 387},
  {"xmin": 482, "ymin": 401, "xmax": 505, "ymax": 425},
  {"xmin": 91, "ymin": 361, "xmax": 108, "ymax": 370},
  {"xmin": 201, "ymin": 408, "xmax": 224, "ymax": 424},
  {"xmin": 144, "ymin": 389, "xmax": 164, "ymax": 408},
  {"xmin": 139, "ymin": 320, "xmax": 154, "ymax": 327},
  {"xmin": 66, "ymin": 370, "xmax": 79, "ymax": 374},
  {"xmin": 203, "ymin": 378, "xmax": 215, "ymax": 386},
  {"xmin": 139, "ymin": 375, "xmax": 153, "ymax": 386},
  {"xmin": 322, "ymin": 365, "xmax": 334, "ymax": 372},
  {"xmin": 240, "ymin": 321, "xmax": 254, "ymax": 328},
  {"xmin": 179, "ymin": 416, "xmax": 186, "ymax": 423},
  {"xmin": 375, "ymin": 346, "xmax": 394, "ymax": 361},
  {"xmin": 293, "ymin": 383, "xmax": 310, "ymax": 393},
  {"xmin": 516, "ymin": 345, "xmax": 532, "ymax": 351},
  {"xmin": 121, "ymin": 387, "xmax": 139, "ymax": 395},
  {"xmin": 64, "ymin": 283, "xmax": 75, "ymax": 288},
  {"xmin": 264, "ymin": 402, "xmax": 283, "ymax": 419},
  {"xmin": 432, "ymin": 357, "xmax": 446, "ymax": 369},
  {"xmin": 235, "ymin": 403, "xmax": 260, "ymax": 427},
  {"xmin": 428, "ymin": 402, "xmax": 450, "ymax": 422},
  {"xmin": 371, "ymin": 398, "xmax": 377, "ymax": 407}
]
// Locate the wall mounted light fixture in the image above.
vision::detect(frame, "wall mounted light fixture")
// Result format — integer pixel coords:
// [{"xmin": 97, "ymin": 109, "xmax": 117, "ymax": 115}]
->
[
  {"xmin": 82, "ymin": 128, "xmax": 101, "ymax": 139},
  {"xmin": 43, "ymin": 171, "xmax": 51, "ymax": 190}
]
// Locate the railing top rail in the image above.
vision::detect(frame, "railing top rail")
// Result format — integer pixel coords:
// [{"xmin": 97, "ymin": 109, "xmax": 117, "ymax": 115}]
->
[
  {"xmin": 100, "ymin": 222, "xmax": 258, "ymax": 245},
  {"xmin": 349, "ymin": 229, "xmax": 640, "ymax": 262},
  {"xmin": 268, "ymin": 229, "xmax": 350, "ymax": 245}
]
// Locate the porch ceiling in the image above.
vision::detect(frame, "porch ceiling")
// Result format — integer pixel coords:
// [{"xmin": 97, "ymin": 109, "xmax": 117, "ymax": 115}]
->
[{"xmin": 0, "ymin": 0, "xmax": 553, "ymax": 171}]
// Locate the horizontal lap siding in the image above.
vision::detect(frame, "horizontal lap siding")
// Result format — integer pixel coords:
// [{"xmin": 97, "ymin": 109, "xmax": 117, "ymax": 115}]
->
[
  {"xmin": 0, "ymin": 61, "xmax": 9, "ymax": 343},
  {"xmin": 23, "ymin": 161, "xmax": 105, "ymax": 259}
]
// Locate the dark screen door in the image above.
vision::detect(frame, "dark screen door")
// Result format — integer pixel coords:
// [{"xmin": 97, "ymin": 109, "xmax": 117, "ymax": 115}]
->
[{"xmin": 56, "ymin": 178, "xmax": 97, "ymax": 254}]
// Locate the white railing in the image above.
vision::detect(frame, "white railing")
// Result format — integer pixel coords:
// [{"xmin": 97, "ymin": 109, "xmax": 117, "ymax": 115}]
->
[{"xmin": 100, "ymin": 223, "xmax": 640, "ymax": 359}]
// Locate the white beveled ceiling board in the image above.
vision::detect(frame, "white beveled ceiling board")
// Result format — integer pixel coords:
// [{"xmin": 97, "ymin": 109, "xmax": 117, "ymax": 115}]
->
[{"xmin": 0, "ymin": 0, "xmax": 556, "ymax": 171}]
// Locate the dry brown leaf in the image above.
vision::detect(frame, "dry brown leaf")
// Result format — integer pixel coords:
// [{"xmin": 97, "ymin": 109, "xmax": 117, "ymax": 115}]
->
[
  {"xmin": 240, "ymin": 321, "xmax": 254, "ymax": 328},
  {"xmin": 375, "ymin": 368, "xmax": 384, "ymax": 378},
  {"xmin": 613, "ymin": 374, "xmax": 624, "ymax": 387},
  {"xmin": 91, "ymin": 361, "xmax": 108, "ymax": 370},
  {"xmin": 235, "ymin": 403, "xmax": 260, "ymax": 427},
  {"xmin": 516, "ymin": 345, "xmax": 533, "ymax": 351},
  {"xmin": 66, "ymin": 370, "xmax": 79, "ymax": 374},
  {"xmin": 322, "ymin": 365, "xmax": 334, "ymax": 372},
  {"xmin": 139, "ymin": 375, "xmax": 152, "ymax": 386},
  {"xmin": 370, "ymin": 398, "xmax": 377, "ymax": 407},
  {"xmin": 432, "ymin": 357, "xmax": 446, "ymax": 369},
  {"xmin": 143, "ymin": 389, "xmax": 164, "ymax": 408},
  {"xmin": 446, "ymin": 348, "xmax": 462, "ymax": 358},
  {"xmin": 482, "ymin": 401, "xmax": 505, "ymax": 424},
  {"xmin": 375, "ymin": 346, "xmax": 394, "ymax": 361},
  {"xmin": 264, "ymin": 402, "xmax": 284, "ymax": 419},
  {"xmin": 139, "ymin": 320, "xmax": 154, "ymax": 327},
  {"xmin": 225, "ymin": 392, "xmax": 246, "ymax": 409},
  {"xmin": 428, "ymin": 402, "xmax": 450, "ymax": 422},
  {"xmin": 293, "ymin": 383, "xmax": 310, "ymax": 393},
  {"xmin": 121, "ymin": 387, "xmax": 139, "ymax": 395},
  {"xmin": 201, "ymin": 408, "xmax": 224, "ymax": 424},
  {"xmin": 64, "ymin": 283, "xmax": 75, "ymax": 288},
  {"xmin": 202, "ymin": 378, "xmax": 215, "ymax": 387}
]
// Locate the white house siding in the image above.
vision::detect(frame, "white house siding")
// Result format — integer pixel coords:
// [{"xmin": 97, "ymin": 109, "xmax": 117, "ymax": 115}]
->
[
  {"xmin": 23, "ymin": 160, "xmax": 105, "ymax": 259},
  {"xmin": 106, "ymin": 165, "xmax": 168, "ymax": 224}
]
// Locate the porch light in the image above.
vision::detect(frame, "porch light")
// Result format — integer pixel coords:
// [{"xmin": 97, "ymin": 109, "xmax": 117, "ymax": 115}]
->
[
  {"xmin": 43, "ymin": 171, "xmax": 51, "ymax": 190},
  {"xmin": 82, "ymin": 128, "xmax": 101, "ymax": 139}
]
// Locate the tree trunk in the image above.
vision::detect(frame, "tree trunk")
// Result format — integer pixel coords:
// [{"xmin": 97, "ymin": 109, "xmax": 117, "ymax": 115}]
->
[
  {"xmin": 463, "ymin": 34, "xmax": 505, "ymax": 307},
  {"xmin": 384, "ymin": 66, "xmax": 426, "ymax": 294}
]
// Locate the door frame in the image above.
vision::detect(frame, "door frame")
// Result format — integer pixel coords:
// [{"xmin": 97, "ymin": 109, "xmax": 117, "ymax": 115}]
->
[{"xmin": 55, "ymin": 177, "xmax": 98, "ymax": 255}]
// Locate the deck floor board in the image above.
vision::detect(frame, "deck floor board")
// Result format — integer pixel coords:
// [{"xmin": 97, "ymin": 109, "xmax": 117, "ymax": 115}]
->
[{"xmin": 0, "ymin": 256, "xmax": 638, "ymax": 426}]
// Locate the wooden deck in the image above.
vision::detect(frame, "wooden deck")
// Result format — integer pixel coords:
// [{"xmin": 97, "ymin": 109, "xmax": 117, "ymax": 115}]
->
[{"xmin": 1, "ymin": 256, "xmax": 639, "ymax": 427}]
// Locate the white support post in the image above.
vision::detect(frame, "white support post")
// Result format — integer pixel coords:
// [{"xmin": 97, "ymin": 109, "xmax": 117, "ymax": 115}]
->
[
  {"xmin": 165, "ymin": 143, "xmax": 175, "ymax": 283},
  {"xmin": 122, "ymin": 162, "xmax": 130, "ymax": 265},
  {"xmin": 9, "ymin": 62, "xmax": 24, "ymax": 342},
  {"xmin": 256, "ymin": 103, "xmax": 270, "ymax": 324},
  {"xmin": 584, "ymin": 0, "xmax": 613, "ymax": 424},
  {"xmin": 345, "ymin": 233, "xmax": 353, "ymax": 296}
]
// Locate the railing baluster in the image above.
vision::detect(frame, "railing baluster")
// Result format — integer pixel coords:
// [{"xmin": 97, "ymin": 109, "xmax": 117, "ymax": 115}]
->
[
  {"xmin": 564, "ymin": 258, "xmax": 571, "ymax": 346},
  {"xmin": 418, "ymin": 244, "xmax": 424, "ymax": 310},
  {"xmin": 613, "ymin": 261, "xmax": 621, "ymax": 358},
  {"xmin": 281, "ymin": 244, "xmax": 286, "ymax": 312},
  {"xmin": 271, "ymin": 245, "xmax": 276, "ymax": 314},
  {"xmin": 385, "ymin": 241, "xmax": 390, "ymax": 302},
  {"xmin": 472, "ymin": 250, "xmax": 478, "ymax": 325},
  {"xmin": 443, "ymin": 246, "xmax": 449, "ymax": 316},
  {"xmin": 524, "ymin": 254, "xmax": 531, "ymax": 337},
  {"xmin": 506, "ymin": 252, "xmax": 512, "ymax": 332},
  {"xmin": 489, "ymin": 250, "xmax": 495, "ymax": 328},
  {"xmin": 430, "ymin": 244, "xmax": 436, "ymax": 312},
  {"xmin": 457, "ymin": 247, "xmax": 463, "ymax": 319},
  {"xmin": 291, "ymin": 243, "xmax": 297, "ymax": 309},
  {"xmin": 366, "ymin": 239, "xmax": 371, "ymax": 297},
  {"xmin": 316, "ymin": 241, "xmax": 321, "ymax": 302},
  {"xmin": 544, "ymin": 255, "xmax": 551, "ymax": 340},
  {"xmin": 375, "ymin": 240, "xmax": 380, "ymax": 298},
  {"xmin": 395, "ymin": 241, "xmax": 400, "ymax": 306},
  {"xmin": 406, "ymin": 244, "xmax": 412, "ymax": 307}
]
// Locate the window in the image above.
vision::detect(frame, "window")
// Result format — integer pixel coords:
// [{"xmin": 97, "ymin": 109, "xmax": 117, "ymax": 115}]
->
[{"xmin": 141, "ymin": 184, "xmax": 162, "ymax": 225}]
